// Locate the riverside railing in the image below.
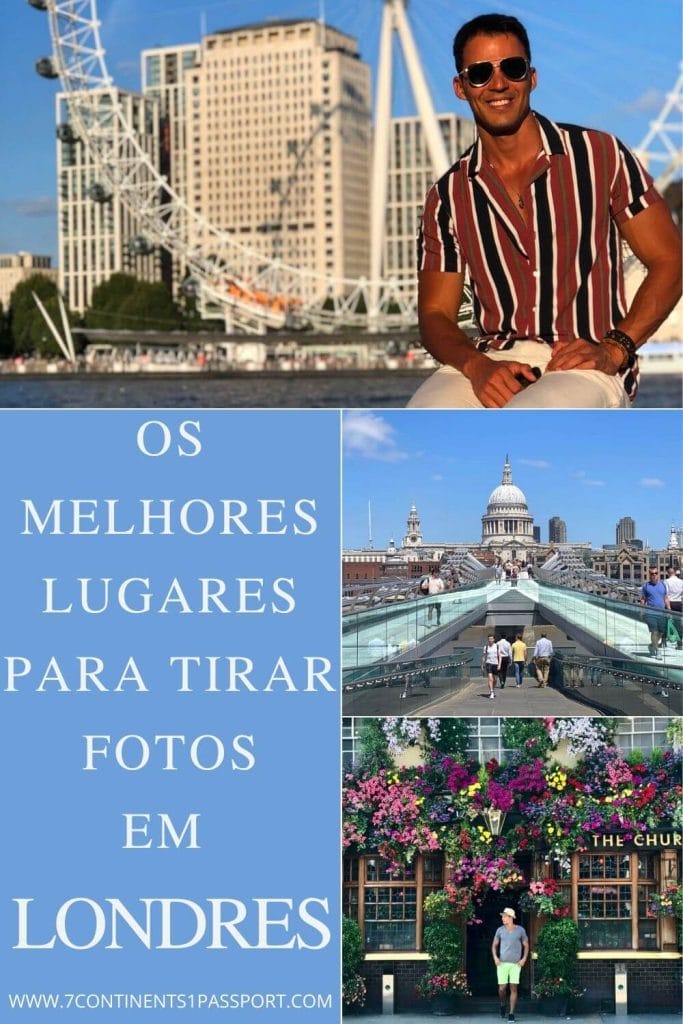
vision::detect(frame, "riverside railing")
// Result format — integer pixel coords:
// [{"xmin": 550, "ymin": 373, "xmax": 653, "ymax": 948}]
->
[
  {"xmin": 342, "ymin": 581, "xmax": 490, "ymax": 671},
  {"xmin": 551, "ymin": 650, "xmax": 682, "ymax": 715},
  {"xmin": 342, "ymin": 651, "xmax": 473, "ymax": 693},
  {"xmin": 534, "ymin": 580, "xmax": 683, "ymax": 667}
]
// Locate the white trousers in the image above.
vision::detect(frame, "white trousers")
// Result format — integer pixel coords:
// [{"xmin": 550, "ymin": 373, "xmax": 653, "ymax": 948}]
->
[{"xmin": 407, "ymin": 342, "xmax": 629, "ymax": 409}]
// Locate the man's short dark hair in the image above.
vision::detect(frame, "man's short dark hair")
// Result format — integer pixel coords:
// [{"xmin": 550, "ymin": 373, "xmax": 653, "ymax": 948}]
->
[{"xmin": 453, "ymin": 13, "xmax": 531, "ymax": 72}]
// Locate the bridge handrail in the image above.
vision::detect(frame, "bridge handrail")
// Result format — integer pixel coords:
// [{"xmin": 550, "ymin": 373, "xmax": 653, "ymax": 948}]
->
[{"xmin": 342, "ymin": 651, "xmax": 472, "ymax": 692}]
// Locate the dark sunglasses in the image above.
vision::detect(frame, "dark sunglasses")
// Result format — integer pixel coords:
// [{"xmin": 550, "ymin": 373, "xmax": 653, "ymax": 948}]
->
[{"xmin": 460, "ymin": 56, "xmax": 530, "ymax": 88}]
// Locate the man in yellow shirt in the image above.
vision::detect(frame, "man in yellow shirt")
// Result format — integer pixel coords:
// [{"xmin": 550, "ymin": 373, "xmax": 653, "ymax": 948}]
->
[{"xmin": 511, "ymin": 633, "xmax": 527, "ymax": 688}]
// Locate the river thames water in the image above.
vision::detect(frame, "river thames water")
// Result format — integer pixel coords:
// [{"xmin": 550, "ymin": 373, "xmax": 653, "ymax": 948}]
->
[{"xmin": 0, "ymin": 371, "xmax": 679, "ymax": 409}]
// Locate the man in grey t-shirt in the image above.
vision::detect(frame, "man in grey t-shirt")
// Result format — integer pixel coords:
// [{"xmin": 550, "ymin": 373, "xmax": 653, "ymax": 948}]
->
[{"xmin": 492, "ymin": 907, "xmax": 528, "ymax": 1022}]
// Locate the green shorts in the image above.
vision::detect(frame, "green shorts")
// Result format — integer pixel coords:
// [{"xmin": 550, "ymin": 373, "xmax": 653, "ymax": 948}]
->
[{"xmin": 497, "ymin": 962, "xmax": 521, "ymax": 985}]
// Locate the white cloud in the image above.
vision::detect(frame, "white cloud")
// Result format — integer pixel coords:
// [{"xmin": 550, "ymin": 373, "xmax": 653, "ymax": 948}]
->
[
  {"xmin": 343, "ymin": 411, "xmax": 408, "ymax": 463},
  {"xmin": 0, "ymin": 196, "xmax": 55, "ymax": 219},
  {"xmin": 571, "ymin": 469, "xmax": 605, "ymax": 486},
  {"xmin": 519, "ymin": 459, "xmax": 550, "ymax": 469},
  {"xmin": 433, "ymin": 473, "xmax": 444, "ymax": 482},
  {"xmin": 640, "ymin": 477, "xmax": 666, "ymax": 488},
  {"xmin": 620, "ymin": 88, "xmax": 666, "ymax": 115}
]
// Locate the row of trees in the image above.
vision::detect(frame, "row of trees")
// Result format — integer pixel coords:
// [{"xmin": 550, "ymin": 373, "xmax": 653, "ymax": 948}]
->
[{"xmin": 0, "ymin": 273, "xmax": 219, "ymax": 359}]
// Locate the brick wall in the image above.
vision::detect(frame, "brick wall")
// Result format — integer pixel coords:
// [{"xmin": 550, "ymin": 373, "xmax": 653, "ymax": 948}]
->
[
  {"xmin": 359, "ymin": 958, "xmax": 681, "ymax": 1015},
  {"xmin": 575, "ymin": 959, "xmax": 681, "ymax": 1013},
  {"xmin": 360, "ymin": 961, "xmax": 427, "ymax": 1013}
]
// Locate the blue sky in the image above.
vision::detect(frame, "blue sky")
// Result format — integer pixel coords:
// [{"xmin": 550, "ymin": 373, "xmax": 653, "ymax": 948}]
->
[
  {"xmin": 342, "ymin": 410, "xmax": 682, "ymax": 550},
  {"xmin": 1, "ymin": 0, "xmax": 680, "ymax": 260}
]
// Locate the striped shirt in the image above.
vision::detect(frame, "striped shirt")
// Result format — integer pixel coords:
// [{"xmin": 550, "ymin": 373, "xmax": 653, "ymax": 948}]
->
[{"xmin": 417, "ymin": 112, "xmax": 661, "ymax": 400}]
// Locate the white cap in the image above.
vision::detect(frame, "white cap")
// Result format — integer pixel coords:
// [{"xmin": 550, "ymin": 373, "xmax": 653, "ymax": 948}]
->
[{"xmin": 501, "ymin": 907, "xmax": 516, "ymax": 919}]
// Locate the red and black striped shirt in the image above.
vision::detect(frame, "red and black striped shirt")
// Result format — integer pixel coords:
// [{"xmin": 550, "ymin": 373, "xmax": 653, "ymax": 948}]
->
[{"xmin": 417, "ymin": 112, "xmax": 662, "ymax": 400}]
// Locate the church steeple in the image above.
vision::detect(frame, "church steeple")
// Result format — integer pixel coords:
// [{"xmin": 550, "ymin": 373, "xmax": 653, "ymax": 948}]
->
[
  {"xmin": 403, "ymin": 503, "xmax": 422, "ymax": 547},
  {"xmin": 502, "ymin": 455, "xmax": 512, "ymax": 486}
]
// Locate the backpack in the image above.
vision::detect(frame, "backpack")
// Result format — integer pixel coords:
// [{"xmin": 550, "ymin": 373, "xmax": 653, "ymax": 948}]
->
[{"xmin": 419, "ymin": 577, "xmax": 430, "ymax": 594}]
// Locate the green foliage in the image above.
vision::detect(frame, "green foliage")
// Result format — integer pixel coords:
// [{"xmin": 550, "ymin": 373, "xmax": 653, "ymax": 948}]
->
[
  {"xmin": 342, "ymin": 917, "xmax": 363, "ymax": 983},
  {"xmin": 118, "ymin": 282, "xmax": 181, "ymax": 330},
  {"xmin": 536, "ymin": 918, "xmax": 579, "ymax": 994},
  {"xmin": 422, "ymin": 891, "xmax": 464, "ymax": 976},
  {"xmin": 423, "ymin": 890, "xmax": 452, "ymax": 921},
  {"xmin": 9, "ymin": 274, "xmax": 75, "ymax": 357},
  {"xmin": 357, "ymin": 719, "xmax": 393, "ymax": 773},
  {"xmin": 425, "ymin": 719, "xmax": 470, "ymax": 760},
  {"xmin": 667, "ymin": 718, "xmax": 683, "ymax": 752},
  {"xmin": 423, "ymin": 920, "xmax": 463, "ymax": 976},
  {"xmin": 502, "ymin": 718, "xmax": 553, "ymax": 762},
  {"xmin": 342, "ymin": 917, "xmax": 367, "ymax": 1011},
  {"xmin": 85, "ymin": 274, "xmax": 181, "ymax": 331},
  {"xmin": 85, "ymin": 273, "xmax": 137, "ymax": 328}
]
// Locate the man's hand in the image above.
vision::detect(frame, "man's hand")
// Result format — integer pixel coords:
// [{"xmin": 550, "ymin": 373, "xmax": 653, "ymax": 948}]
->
[
  {"xmin": 466, "ymin": 357, "xmax": 539, "ymax": 408},
  {"xmin": 546, "ymin": 338, "xmax": 623, "ymax": 375}
]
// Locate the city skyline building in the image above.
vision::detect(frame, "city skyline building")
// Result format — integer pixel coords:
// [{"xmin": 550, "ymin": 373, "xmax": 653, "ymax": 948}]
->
[
  {"xmin": 549, "ymin": 516, "xmax": 568, "ymax": 544},
  {"xmin": 384, "ymin": 112, "xmax": 475, "ymax": 297},
  {"xmin": 56, "ymin": 89, "xmax": 162, "ymax": 314},
  {"xmin": 185, "ymin": 19, "xmax": 372, "ymax": 299},
  {"xmin": 141, "ymin": 43, "xmax": 201, "ymax": 297},
  {"xmin": 343, "ymin": 456, "xmax": 680, "ymax": 586},
  {"xmin": 0, "ymin": 252, "xmax": 56, "ymax": 309},
  {"xmin": 617, "ymin": 516, "xmax": 637, "ymax": 546}
]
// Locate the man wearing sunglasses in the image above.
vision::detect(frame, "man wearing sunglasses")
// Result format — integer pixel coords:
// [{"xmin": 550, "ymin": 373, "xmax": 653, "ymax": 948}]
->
[{"xmin": 410, "ymin": 13, "xmax": 682, "ymax": 408}]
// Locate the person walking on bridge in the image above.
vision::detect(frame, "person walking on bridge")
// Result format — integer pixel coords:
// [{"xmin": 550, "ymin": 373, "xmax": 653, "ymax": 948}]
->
[
  {"xmin": 640, "ymin": 568, "xmax": 670, "ymax": 657},
  {"xmin": 533, "ymin": 632, "xmax": 554, "ymax": 687},
  {"xmin": 483, "ymin": 633, "xmax": 502, "ymax": 699},
  {"xmin": 427, "ymin": 567, "xmax": 445, "ymax": 626},
  {"xmin": 497, "ymin": 635, "xmax": 512, "ymax": 687},
  {"xmin": 511, "ymin": 633, "xmax": 527, "ymax": 687}
]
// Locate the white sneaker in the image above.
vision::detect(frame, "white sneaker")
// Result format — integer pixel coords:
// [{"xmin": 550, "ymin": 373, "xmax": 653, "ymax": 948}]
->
[{"xmin": 489, "ymin": 692, "xmax": 495, "ymax": 699}]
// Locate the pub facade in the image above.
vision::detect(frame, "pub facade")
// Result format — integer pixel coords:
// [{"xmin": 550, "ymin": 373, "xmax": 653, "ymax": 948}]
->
[{"xmin": 342, "ymin": 718, "xmax": 682, "ymax": 1014}]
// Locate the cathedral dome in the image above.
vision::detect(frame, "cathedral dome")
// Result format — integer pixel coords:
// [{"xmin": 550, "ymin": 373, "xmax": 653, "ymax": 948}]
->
[{"xmin": 486, "ymin": 457, "xmax": 528, "ymax": 511}]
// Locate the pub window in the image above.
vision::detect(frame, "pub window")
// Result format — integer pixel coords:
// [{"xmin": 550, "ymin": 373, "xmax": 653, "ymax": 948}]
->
[
  {"xmin": 556, "ymin": 852, "xmax": 659, "ymax": 950},
  {"xmin": 343, "ymin": 853, "xmax": 444, "ymax": 951}
]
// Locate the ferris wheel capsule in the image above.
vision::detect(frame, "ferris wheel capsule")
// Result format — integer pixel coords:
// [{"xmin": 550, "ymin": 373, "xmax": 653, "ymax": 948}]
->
[
  {"xmin": 128, "ymin": 235, "xmax": 153, "ymax": 256},
  {"xmin": 56, "ymin": 123, "xmax": 78, "ymax": 144},
  {"xmin": 87, "ymin": 183, "xmax": 111, "ymax": 203},
  {"xmin": 27, "ymin": 0, "xmax": 49, "ymax": 10},
  {"xmin": 180, "ymin": 276, "xmax": 199, "ymax": 298},
  {"xmin": 36, "ymin": 57, "xmax": 58, "ymax": 79}
]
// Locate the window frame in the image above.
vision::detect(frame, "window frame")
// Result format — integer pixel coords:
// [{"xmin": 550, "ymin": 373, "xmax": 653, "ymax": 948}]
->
[{"xmin": 343, "ymin": 852, "xmax": 444, "ymax": 953}]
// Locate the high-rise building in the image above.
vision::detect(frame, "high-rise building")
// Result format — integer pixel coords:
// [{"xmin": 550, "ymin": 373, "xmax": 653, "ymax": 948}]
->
[
  {"xmin": 549, "ymin": 516, "xmax": 568, "ymax": 544},
  {"xmin": 616, "ymin": 516, "xmax": 637, "ymax": 546},
  {"xmin": 385, "ymin": 113, "xmax": 475, "ymax": 296},
  {"xmin": 141, "ymin": 44, "xmax": 200, "ymax": 295},
  {"xmin": 533, "ymin": 526, "xmax": 541, "ymax": 543},
  {"xmin": 56, "ymin": 89, "xmax": 162, "ymax": 314},
  {"xmin": 0, "ymin": 253, "xmax": 57, "ymax": 309},
  {"xmin": 185, "ymin": 19, "xmax": 372, "ymax": 299}
]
